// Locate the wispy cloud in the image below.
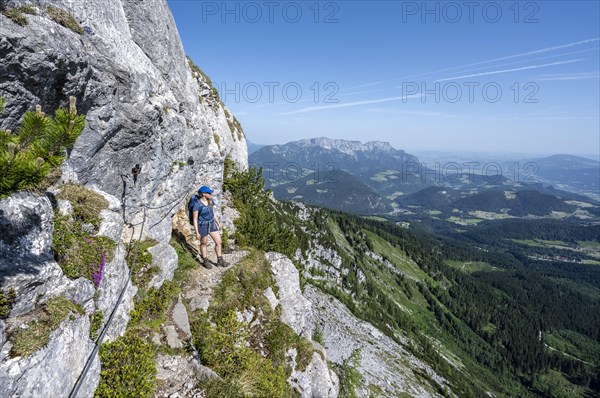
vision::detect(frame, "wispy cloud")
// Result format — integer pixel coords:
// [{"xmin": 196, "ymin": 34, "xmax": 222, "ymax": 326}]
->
[
  {"xmin": 435, "ymin": 59, "xmax": 585, "ymax": 82},
  {"xmin": 278, "ymin": 39, "xmax": 598, "ymax": 115},
  {"xmin": 427, "ymin": 48, "xmax": 598, "ymax": 82},
  {"xmin": 338, "ymin": 88, "xmax": 385, "ymax": 97},
  {"xmin": 398, "ymin": 37, "xmax": 599, "ymax": 81},
  {"xmin": 482, "ymin": 115, "xmax": 599, "ymax": 121},
  {"xmin": 535, "ymin": 72, "xmax": 600, "ymax": 81},
  {"xmin": 279, "ymin": 93, "xmax": 422, "ymax": 115},
  {"xmin": 364, "ymin": 108, "xmax": 459, "ymax": 118},
  {"xmin": 338, "ymin": 82, "xmax": 383, "ymax": 91}
]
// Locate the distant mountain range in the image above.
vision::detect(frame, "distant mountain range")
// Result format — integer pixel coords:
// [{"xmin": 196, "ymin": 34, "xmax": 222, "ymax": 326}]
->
[
  {"xmin": 246, "ymin": 140, "xmax": 264, "ymax": 154},
  {"xmin": 270, "ymin": 169, "xmax": 392, "ymax": 214},
  {"xmin": 249, "ymin": 137, "xmax": 600, "ymax": 219},
  {"xmin": 250, "ymin": 137, "xmax": 419, "ymax": 177},
  {"xmin": 501, "ymin": 154, "xmax": 600, "ymax": 198}
]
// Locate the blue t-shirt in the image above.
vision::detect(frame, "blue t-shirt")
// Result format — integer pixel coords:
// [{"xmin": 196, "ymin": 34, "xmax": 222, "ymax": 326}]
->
[{"xmin": 192, "ymin": 198, "xmax": 215, "ymax": 223}]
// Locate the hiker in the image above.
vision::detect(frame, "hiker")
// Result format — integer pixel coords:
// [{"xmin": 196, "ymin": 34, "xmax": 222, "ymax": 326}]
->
[{"xmin": 191, "ymin": 186, "xmax": 229, "ymax": 269}]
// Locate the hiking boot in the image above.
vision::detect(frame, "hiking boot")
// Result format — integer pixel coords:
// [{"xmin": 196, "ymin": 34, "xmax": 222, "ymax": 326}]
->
[
  {"xmin": 217, "ymin": 256, "xmax": 229, "ymax": 267},
  {"xmin": 201, "ymin": 257, "xmax": 215, "ymax": 269}
]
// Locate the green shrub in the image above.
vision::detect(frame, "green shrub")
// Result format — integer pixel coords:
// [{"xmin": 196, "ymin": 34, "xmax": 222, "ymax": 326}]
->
[
  {"xmin": 56, "ymin": 183, "xmax": 109, "ymax": 227},
  {"xmin": 335, "ymin": 349, "xmax": 363, "ymax": 398},
  {"xmin": 47, "ymin": 7, "xmax": 83, "ymax": 34},
  {"xmin": 193, "ymin": 310, "xmax": 294, "ymax": 398},
  {"xmin": 90, "ymin": 310, "xmax": 103, "ymax": 341},
  {"xmin": 52, "ymin": 184, "xmax": 115, "ymax": 284},
  {"xmin": 0, "ymin": 97, "xmax": 5, "ymax": 114},
  {"xmin": 222, "ymin": 226, "xmax": 230, "ymax": 251},
  {"xmin": 3, "ymin": 8, "xmax": 28, "ymax": 26},
  {"xmin": 170, "ymin": 237, "xmax": 199, "ymax": 282},
  {"xmin": 210, "ymin": 249, "xmax": 274, "ymax": 315},
  {"xmin": 313, "ymin": 324, "xmax": 325, "ymax": 346},
  {"xmin": 265, "ymin": 320, "xmax": 314, "ymax": 372},
  {"xmin": 11, "ymin": 296, "xmax": 84, "ymax": 357},
  {"xmin": 0, "ymin": 97, "xmax": 85, "ymax": 198},
  {"xmin": 18, "ymin": 5, "xmax": 37, "ymax": 15},
  {"xmin": 188, "ymin": 249, "xmax": 314, "ymax": 397},
  {"xmin": 0, "ymin": 288, "xmax": 16, "ymax": 318},
  {"xmin": 95, "ymin": 333, "xmax": 156, "ymax": 398},
  {"xmin": 126, "ymin": 239, "xmax": 159, "ymax": 288},
  {"xmin": 194, "ymin": 309, "xmax": 252, "ymax": 376},
  {"xmin": 52, "ymin": 213, "xmax": 116, "ymax": 283},
  {"xmin": 129, "ymin": 280, "xmax": 178, "ymax": 324},
  {"xmin": 198, "ymin": 378, "xmax": 248, "ymax": 398},
  {"xmin": 223, "ymin": 160, "xmax": 297, "ymax": 257}
]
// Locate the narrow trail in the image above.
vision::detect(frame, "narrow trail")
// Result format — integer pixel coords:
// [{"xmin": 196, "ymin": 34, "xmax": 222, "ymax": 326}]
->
[
  {"xmin": 183, "ymin": 249, "xmax": 249, "ymax": 313},
  {"xmin": 152, "ymin": 247, "xmax": 249, "ymax": 398}
]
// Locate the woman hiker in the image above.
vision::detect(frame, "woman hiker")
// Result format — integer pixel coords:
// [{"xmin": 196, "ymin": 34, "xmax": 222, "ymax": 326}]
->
[{"xmin": 192, "ymin": 185, "xmax": 229, "ymax": 269}]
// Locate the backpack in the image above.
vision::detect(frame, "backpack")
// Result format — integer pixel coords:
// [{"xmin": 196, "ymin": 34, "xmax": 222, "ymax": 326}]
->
[
  {"xmin": 187, "ymin": 194, "xmax": 200, "ymax": 225},
  {"xmin": 187, "ymin": 194, "xmax": 213, "ymax": 225}
]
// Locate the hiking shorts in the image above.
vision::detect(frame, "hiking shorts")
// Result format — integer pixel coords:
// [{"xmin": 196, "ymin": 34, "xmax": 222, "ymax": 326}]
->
[{"xmin": 199, "ymin": 219, "xmax": 218, "ymax": 238}]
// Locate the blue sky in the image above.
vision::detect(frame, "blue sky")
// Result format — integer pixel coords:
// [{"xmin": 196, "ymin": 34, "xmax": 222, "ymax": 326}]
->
[{"xmin": 168, "ymin": 1, "xmax": 600, "ymax": 157}]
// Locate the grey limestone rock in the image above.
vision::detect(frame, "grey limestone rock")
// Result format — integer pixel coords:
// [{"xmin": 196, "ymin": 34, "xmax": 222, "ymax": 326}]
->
[
  {"xmin": 0, "ymin": 0, "xmax": 247, "ymax": 395},
  {"xmin": 262, "ymin": 286, "xmax": 280, "ymax": 310},
  {"xmin": 288, "ymin": 344, "xmax": 340, "ymax": 398},
  {"xmin": 265, "ymin": 252, "xmax": 313, "ymax": 338},
  {"xmin": 148, "ymin": 242, "xmax": 178, "ymax": 289},
  {"xmin": 164, "ymin": 325, "xmax": 183, "ymax": 349},
  {"xmin": 304, "ymin": 285, "xmax": 453, "ymax": 397},
  {"xmin": 0, "ymin": 0, "xmax": 247, "ymax": 244},
  {"xmin": 172, "ymin": 296, "xmax": 191, "ymax": 337},
  {"xmin": 0, "ymin": 315, "xmax": 99, "ymax": 398}
]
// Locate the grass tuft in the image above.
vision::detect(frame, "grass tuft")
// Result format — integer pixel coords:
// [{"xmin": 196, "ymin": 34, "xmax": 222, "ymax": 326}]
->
[
  {"xmin": 56, "ymin": 183, "xmax": 109, "ymax": 227},
  {"xmin": 3, "ymin": 8, "xmax": 28, "ymax": 26},
  {"xmin": 10, "ymin": 296, "xmax": 84, "ymax": 357},
  {"xmin": 89, "ymin": 310, "xmax": 103, "ymax": 341},
  {"xmin": 126, "ymin": 239, "xmax": 159, "ymax": 288},
  {"xmin": 0, "ymin": 288, "xmax": 16, "ymax": 318},
  {"xmin": 47, "ymin": 6, "xmax": 83, "ymax": 34}
]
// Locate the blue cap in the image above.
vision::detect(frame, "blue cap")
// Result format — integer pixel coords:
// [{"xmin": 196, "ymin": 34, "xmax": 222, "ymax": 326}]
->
[{"xmin": 198, "ymin": 185, "xmax": 213, "ymax": 194}]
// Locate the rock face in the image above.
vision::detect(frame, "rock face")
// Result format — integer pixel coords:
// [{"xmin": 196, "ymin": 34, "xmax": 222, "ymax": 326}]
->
[
  {"xmin": 0, "ymin": 193, "xmax": 100, "ymax": 397},
  {"xmin": 304, "ymin": 285, "xmax": 451, "ymax": 398},
  {"xmin": 153, "ymin": 354, "xmax": 207, "ymax": 398},
  {"xmin": 288, "ymin": 343, "xmax": 340, "ymax": 398},
  {"xmin": 265, "ymin": 252, "xmax": 339, "ymax": 398},
  {"xmin": 250, "ymin": 137, "xmax": 418, "ymax": 178},
  {"xmin": 1, "ymin": 316, "xmax": 99, "ymax": 398},
  {"xmin": 0, "ymin": 0, "xmax": 247, "ymax": 243},
  {"xmin": 265, "ymin": 252, "xmax": 313, "ymax": 338},
  {"xmin": 0, "ymin": 0, "xmax": 247, "ymax": 396},
  {"xmin": 148, "ymin": 243, "xmax": 178, "ymax": 288}
]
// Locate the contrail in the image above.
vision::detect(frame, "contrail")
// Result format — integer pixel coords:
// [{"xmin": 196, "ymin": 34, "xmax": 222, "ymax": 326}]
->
[
  {"xmin": 279, "ymin": 93, "xmax": 422, "ymax": 115},
  {"xmin": 435, "ymin": 59, "xmax": 584, "ymax": 82},
  {"xmin": 398, "ymin": 37, "xmax": 599, "ymax": 81}
]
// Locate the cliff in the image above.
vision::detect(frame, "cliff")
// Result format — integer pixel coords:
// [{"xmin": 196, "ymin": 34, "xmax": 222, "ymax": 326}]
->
[{"xmin": 0, "ymin": 0, "xmax": 246, "ymax": 396}]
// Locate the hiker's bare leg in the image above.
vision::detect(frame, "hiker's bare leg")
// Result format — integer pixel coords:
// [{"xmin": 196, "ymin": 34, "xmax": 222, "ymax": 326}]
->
[
  {"xmin": 209, "ymin": 231, "xmax": 222, "ymax": 257},
  {"xmin": 200, "ymin": 235, "xmax": 209, "ymax": 258}
]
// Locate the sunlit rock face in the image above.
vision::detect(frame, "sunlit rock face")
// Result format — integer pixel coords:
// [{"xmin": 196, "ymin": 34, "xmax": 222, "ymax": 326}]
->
[{"xmin": 0, "ymin": 0, "xmax": 246, "ymax": 395}]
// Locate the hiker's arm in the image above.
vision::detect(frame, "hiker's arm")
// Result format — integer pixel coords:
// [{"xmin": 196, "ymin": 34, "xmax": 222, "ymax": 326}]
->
[
  {"xmin": 193, "ymin": 210, "xmax": 200, "ymax": 239},
  {"xmin": 214, "ymin": 211, "xmax": 221, "ymax": 229}
]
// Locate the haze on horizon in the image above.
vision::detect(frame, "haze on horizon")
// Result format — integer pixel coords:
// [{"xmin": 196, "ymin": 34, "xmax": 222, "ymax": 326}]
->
[{"xmin": 169, "ymin": 0, "xmax": 600, "ymax": 158}]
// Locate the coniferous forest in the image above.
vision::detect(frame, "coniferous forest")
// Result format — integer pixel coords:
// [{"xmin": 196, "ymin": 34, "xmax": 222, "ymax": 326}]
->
[{"xmin": 278, "ymin": 201, "xmax": 600, "ymax": 397}]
